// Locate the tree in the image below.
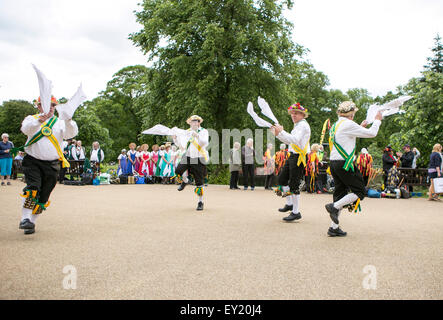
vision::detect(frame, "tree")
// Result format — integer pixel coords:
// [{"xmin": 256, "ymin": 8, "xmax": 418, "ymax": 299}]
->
[
  {"xmin": 389, "ymin": 71, "xmax": 443, "ymax": 166},
  {"xmin": 130, "ymin": 0, "xmax": 306, "ymax": 137},
  {"xmin": 424, "ymin": 34, "xmax": 443, "ymax": 74},
  {"xmin": 0, "ymin": 100, "xmax": 36, "ymax": 147},
  {"xmin": 90, "ymin": 65, "xmax": 150, "ymax": 157},
  {"xmin": 72, "ymin": 103, "xmax": 114, "ymax": 161}
]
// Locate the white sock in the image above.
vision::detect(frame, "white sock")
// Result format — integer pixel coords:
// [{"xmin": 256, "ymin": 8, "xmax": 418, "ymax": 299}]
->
[
  {"xmin": 330, "ymin": 221, "xmax": 339, "ymax": 229},
  {"xmin": 21, "ymin": 208, "xmax": 32, "ymax": 222},
  {"xmin": 198, "ymin": 196, "xmax": 203, "ymax": 202},
  {"xmin": 282, "ymin": 186, "xmax": 293, "ymax": 205},
  {"xmin": 292, "ymin": 194, "xmax": 300, "ymax": 213},
  {"xmin": 21, "ymin": 198, "xmax": 32, "ymax": 221},
  {"xmin": 30, "ymin": 214, "xmax": 39, "ymax": 223},
  {"xmin": 333, "ymin": 193, "xmax": 359, "ymax": 210},
  {"xmin": 182, "ymin": 174, "xmax": 189, "ymax": 183}
]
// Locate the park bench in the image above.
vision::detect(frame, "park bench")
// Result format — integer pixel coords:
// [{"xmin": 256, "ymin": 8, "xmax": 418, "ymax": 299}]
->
[{"xmin": 398, "ymin": 168, "xmax": 430, "ymax": 187}]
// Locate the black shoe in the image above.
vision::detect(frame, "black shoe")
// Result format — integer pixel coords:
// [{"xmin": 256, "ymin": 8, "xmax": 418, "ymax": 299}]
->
[
  {"xmin": 278, "ymin": 204, "xmax": 293, "ymax": 212},
  {"xmin": 177, "ymin": 181, "xmax": 187, "ymax": 191},
  {"xmin": 19, "ymin": 219, "xmax": 35, "ymax": 230},
  {"xmin": 283, "ymin": 212, "xmax": 302, "ymax": 221},
  {"xmin": 24, "ymin": 228, "xmax": 35, "ymax": 235},
  {"xmin": 325, "ymin": 203, "xmax": 339, "ymax": 224},
  {"xmin": 244, "ymin": 187, "xmax": 248, "ymax": 190},
  {"xmin": 327, "ymin": 227, "xmax": 347, "ymax": 237},
  {"xmin": 196, "ymin": 201, "xmax": 204, "ymax": 211}
]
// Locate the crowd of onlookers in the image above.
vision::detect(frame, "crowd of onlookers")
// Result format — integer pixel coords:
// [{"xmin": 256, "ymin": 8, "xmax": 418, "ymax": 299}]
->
[
  {"xmin": 1, "ymin": 131, "xmax": 442, "ymax": 199},
  {"xmin": 116, "ymin": 142, "xmax": 183, "ymax": 184}
]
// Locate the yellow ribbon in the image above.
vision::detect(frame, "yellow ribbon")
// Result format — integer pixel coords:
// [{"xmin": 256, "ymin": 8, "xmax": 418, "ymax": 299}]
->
[
  {"xmin": 290, "ymin": 141, "xmax": 309, "ymax": 167},
  {"xmin": 32, "ymin": 115, "xmax": 70, "ymax": 168},
  {"xmin": 190, "ymin": 139, "xmax": 209, "ymax": 162}
]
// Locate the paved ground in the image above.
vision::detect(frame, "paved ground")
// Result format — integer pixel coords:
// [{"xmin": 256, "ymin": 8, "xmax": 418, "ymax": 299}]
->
[{"xmin": 0, "ymin": 182, "xmax": 442, "ymax": 300}]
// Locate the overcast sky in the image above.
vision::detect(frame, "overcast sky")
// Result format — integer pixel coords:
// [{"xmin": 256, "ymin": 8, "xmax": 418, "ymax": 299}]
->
[{"xmin": 0, "ymin": 0, "xmax": 442, "ymax": 105}]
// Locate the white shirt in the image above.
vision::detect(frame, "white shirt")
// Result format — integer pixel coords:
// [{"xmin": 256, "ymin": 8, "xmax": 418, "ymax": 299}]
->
[
  {"xmin": 90, "ymin": 148, "xmax": 105, "ymax": 162},
  {"xmin": 72, "ymin": 146, "xmax": 85, "ymax": 160},
  {"xmin": 276, "ymin": 119, "xmax": 311, "ymax": 155},
  {"xmin": 330, "ymin": 117, "xmax": 381, "ymax": 161},
  {"xmin": 21, "ymin": 115, "xmax": 78, "ymax": 161},
  {"xmin": 174, "ymin": 127, "xmax": 209, "ymax": 159}
]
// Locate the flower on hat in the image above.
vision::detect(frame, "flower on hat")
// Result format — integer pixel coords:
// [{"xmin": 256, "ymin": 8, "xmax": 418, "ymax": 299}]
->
[{"xmin": 35, "ymin": 96, "xmax": 59, "ymax": 105}]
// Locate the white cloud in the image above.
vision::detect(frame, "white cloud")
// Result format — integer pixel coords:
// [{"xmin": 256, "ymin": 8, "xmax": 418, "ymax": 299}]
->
[
  {"xmin": 0, "ymin": 0, "xmax": 442, "ymax": 105},
  {"xmin": 0, "ymin": 0, "xmax": 147, "ymax": 104},
  {"xmin": 288, "ymin": 0, "xmax": 443, "ymax": 97}
]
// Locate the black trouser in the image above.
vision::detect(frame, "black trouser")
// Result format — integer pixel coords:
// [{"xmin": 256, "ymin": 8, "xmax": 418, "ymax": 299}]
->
[
  {"xmin": 230, "ymin": 171, "xmax": 239, "ymax": 189},
  {"xmin": 242, "ymin": 164, "xmax": 255, "ymax": 188},
  {"xmin": 58, "ymin": 161, "xmax": 67, "ymax": 183},
  {"xmin": 265, "ymin": 174, "xmax": 274, "ymax": 189},
  {"xmin": 175, "ymin": 156, "xmax": 206, "ymax": 186},
  {"xmin": 22, "ymin": 155, "xmax": 60, "ymax": 204},
  {"xmin": 277, "ymin": 153, "xmax": 305, "ymax": 194},
  {"xmin": 330, "ymin": 160, "xmax": 365, "ymax": 202}
]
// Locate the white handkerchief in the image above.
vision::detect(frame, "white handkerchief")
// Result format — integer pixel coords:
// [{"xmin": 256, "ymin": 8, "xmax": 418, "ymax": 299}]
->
[
  {"xmin": 247, "ymin": 102, "xmax": 272, "ymax": 128},
  {"xmin": 142, "ymin": 124, "xmax": 173, "ymax": 136},
  {"xmin": 257, "ymin": 96, "xmax": 279, "ymax": 124},
  {"xmin": 32, "ymin": 64, "xmax": 53, "ymax": 114},
  {"xmin": 56, "ymin": 84, "xmax": 87, "ymax": 120}
]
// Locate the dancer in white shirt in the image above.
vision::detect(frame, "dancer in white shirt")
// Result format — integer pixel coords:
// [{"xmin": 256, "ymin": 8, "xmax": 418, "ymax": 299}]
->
[
  {"xmin": 325, "ymin": 101, "xmax": 383, "ymax": 237},
  {"xmin": 270, "ymin": 103, "xmax": 311, "ymax": 222},
  {"xmin": 173, "ymin": 115, "xmax": 209, "ymax": 211},
  {"xmin": 18, "ymin": 96, "xmax": 78, "ymax": 235}
]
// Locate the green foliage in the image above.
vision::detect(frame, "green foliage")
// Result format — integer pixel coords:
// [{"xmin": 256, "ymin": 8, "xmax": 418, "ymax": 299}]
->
[
  {"xmin": 130, "ymin": 0, "xmax": 305, "ymax": 136},
  {"xmin": 87, "ymin": 65, "xmax": 150, "ymax": 160},
  {"xmin": 207, "ymin": 164, "xmax": 230, "ymax": 185},
  {"xmin": 72, "ymin": 103, "xmax": 113, "ymax": 160},
  {"xmin": 0, "ymin": 100, "xmax": 36, "ymax": 146},
  {"xmin": 424, "ymin": 34, "xmax": 443, "ymax": 74},
  {"xmin": 389, "ymin": 71, "xmax": 443, "ymax": 166}
]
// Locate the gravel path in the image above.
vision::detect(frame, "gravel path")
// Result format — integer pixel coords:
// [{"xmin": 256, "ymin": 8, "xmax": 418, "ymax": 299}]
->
[{"xmin": 1, "ymin": 183, "xmax": 442, "ymax": 299}]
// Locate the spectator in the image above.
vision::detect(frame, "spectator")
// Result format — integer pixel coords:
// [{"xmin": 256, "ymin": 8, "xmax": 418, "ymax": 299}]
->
[
  {"xmin": 72, "ymin": 140, "xmax": 85, "ymax": 160},
  {"xmin": 138, "ymin": 144, "xmax": 150, "ymax": 176},
  {"xmin": 150, "ymin": 144, "xmax": 160, "ymax": 182},
  {"xmin": 127, "ymin": 143, "xmax": 137, "ymax": 175},
  {"xmin": 356, "ymin": 148, "xmax": 373, "ymax": 186},
  {"xmin": 397, "ymin": 144, "xmax": 414, "ymax": 168},
  {"xmin": 117, "ymin": 149, "xmax": 129, "ymax": 176},
  {"xmin": 12, "ymin": 151, "xmax": 25, "ymax": 180},
  {"xmin": 428, "ymin": 143, "xmax": 442, "ymax": 201},
  {"xmin": 155, "ymin": 145, "xmax": 165, "ymax": 178},
  {"xmin": 382, "ymin": 146, "xmax": 397, "ymax": 188},
  {"xmin": 229, "ymin": 142, "xmax": 241, "ymax": 190},
  {"xmin": 90, "ymin": 141, "xmax": 105, "ymax": 163},
  {"xmin": 0, "ymin": 133, "xmax": 14, "ymax": 185},
  {"xmin": 263, "ymin": 143, "xmax": 275, "ymax": 190},
  {"xmin": 90, "ymin": 141, "xmax": 105, "ymax": 174},
  {"xmin": 14, "ymin": 151, "xmax": 25, "ymax": 161},
  {"xmin": 412, "ymin": 147, "xmax": 421, "ymax": 169},
  {"xmin": 274, "ymin": 143, "xmax": 288, "ymax": 176},
  {"xmin": 241, "ymin": 138, "xmax": 256, "ymax": 190},
  {"xmin": 160, "ymin": 143, "xmax": 174, "ymax": 183},
  {"xmin": 67, "ymin": 139, "xmax": 77, "ymax": 160}
]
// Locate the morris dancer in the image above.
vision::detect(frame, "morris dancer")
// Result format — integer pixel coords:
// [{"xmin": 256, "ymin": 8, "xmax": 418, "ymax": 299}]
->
[
  {"xmin": 173, "ymin": 115, "xmax": 209, "ymax": 211},
  {"xmin": 17, "ymin": 96, "xmax": 78, "ymax": 234},
  {"xmin": 270, "ymin": 103, "xmax": 311, "ymax": 222},
  {"xmin": 325, "ymin": 101, "xmax": 382, "ymax": 237}
]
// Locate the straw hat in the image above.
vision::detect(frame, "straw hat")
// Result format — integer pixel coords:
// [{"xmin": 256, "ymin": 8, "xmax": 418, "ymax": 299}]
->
[
  {"xmin": 186, "ymin": 115, "xmax": 203, "ymax": 125},
  {"xmin": 337, "ymin": 101, "xmax": 358, "ymax": 116}
]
